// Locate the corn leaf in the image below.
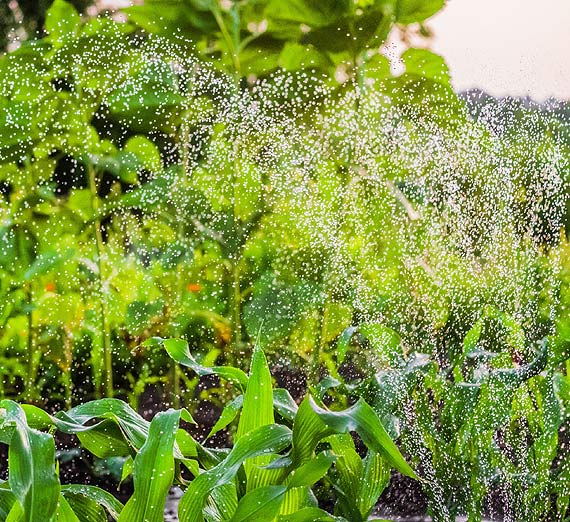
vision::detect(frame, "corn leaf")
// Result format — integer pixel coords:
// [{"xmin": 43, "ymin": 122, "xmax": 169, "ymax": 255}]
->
[
  {"xmin": 232, "ymin": 485, "xmax": 288, "ymax": 522},
  {"xmin": 0, "ymin": 484, "xmax": 16, "ymax": 519},
  {"xmin": 277, "ymin": 507, "xmax": 347, "ymax": 521},
  {"xmin": 55, "ymin": 495, "xmax": 80, "ymax": 521},
  {"xmin": 309, "ymin": 397, "xmax": 417, "ymax": 479},
  {"xmin": 0, "ymin": 400, "xmax": 60, "ymax": 522},
  {"xmin": 155, "ymin": 338, "xmax": 249, "ymax": 392},
  {"xmin": 178, "ymin": 424, "xmax": 292, "ymax": 522},
  {"xmin": 118, "ymin": 409, "xmax": 182, "ymax": 522},
  {"xmin": 61, "ymin": 485, "xmax": 123, "ymax": 521},
  {"xmin": 287, "ymin": 451, "xmax": 336, "ymax": 488},
  {"xmin": 236, "ymin": 346, "xmax": 276, "ymax": 491},
  {"xmin": 273, "ymin": 389, "xmax": 298, "ymax": 422},
  {"xmin": 356, "ymin": 451, "xmax": 389, "ymax": 519},
  {"xmin": 207, "ymin": 395, "xmax": 243, "ymax": 440}
]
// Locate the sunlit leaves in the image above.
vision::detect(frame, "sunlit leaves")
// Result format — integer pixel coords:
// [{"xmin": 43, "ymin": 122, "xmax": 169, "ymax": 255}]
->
[{"xmin": 45, "ymin": 0, "xmax": 81, "ymax": 43}]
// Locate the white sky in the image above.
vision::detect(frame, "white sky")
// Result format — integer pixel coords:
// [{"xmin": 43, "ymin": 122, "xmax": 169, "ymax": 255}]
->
[{"xmin": 428, "ymin": 0, "xmax": 570, "ymax": 100}]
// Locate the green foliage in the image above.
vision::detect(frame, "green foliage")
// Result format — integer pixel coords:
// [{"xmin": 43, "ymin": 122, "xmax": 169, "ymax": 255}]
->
[
  {"xmin": 2, "ymin": 0, "xmax": 570, "ymax": 519},
  {"xmin": 0, "ymin": 399, "xmax": 124, "ymax": 521},
  {"xmin": 0, "ymin": 346, "xmax": 414, "ymax": 521}
]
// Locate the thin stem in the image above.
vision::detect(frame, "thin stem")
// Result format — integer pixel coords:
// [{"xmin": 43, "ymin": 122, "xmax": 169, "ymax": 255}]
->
[
  {"xmin": 168, "ymin": 117, "xmax": 192, "ymax": 408},
  {"xmin": 231, "ymin": 261, "xmax": 242, "ymax": 358},
  {"xmin": 212, "ymin": 6, "xmax": 241, "ymax": 80},
  {"xmin": 310, "ymin": 304, "xmax": 328, "ymax": 387},
  {"xmin": 24, "ymin": 283, "xmax": 35, "ymax": 402},
  {"xmin": 63, "ymin": 328, "xmax": 73, "ymax": 409},
  {"xmin": 88, "ymin": 165, "xmax": 113, "ymax": 398}
]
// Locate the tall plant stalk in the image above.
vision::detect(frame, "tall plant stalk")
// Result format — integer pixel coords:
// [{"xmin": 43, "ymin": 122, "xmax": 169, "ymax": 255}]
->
[
  {"xmin": 24, "ymin": 283, "xmax": 36, "ymax": 402},
  {"xmin": 87, "ymin": 165, "xmax": 113, "ymax": 398}
]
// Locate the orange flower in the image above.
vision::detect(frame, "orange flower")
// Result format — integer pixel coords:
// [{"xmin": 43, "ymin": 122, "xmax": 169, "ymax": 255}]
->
[
  {"xmin": 45, "ymin": 282, "xmax": 56, "ymax": 293},
  {"xmin": 187, "ymin": 283, "xmax": 203, "ymax": 293}
]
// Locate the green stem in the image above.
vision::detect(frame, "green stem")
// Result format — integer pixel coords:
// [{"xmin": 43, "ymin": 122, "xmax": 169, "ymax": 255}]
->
[
  {"xmin": 310, "ymin": 304, "xmax": 328, "ymax": 387},
  {"xmin": 88, "ymin": 165, "xmax": 113, "ymax": 398},
  {"xmin": 24, "ymin": 283, "xmax": 35, "ymax": 402},
  {"xmin": 169, "ymin": 119, "xmax": 192, "ymax": 409},
  {"xmin": 63, "ymin": 330, "xmax": 73, "ymax": 409},
  {"xmin": 212, "ymin": 4, "xmax": 241, "ymax": 81},
  {"xmin": 231, "ymin": 262, "xmax": 242, "ymax": 356},
  {"xmin": 170, "ymin": 363, "xmax": 181, "ymax": 408}
]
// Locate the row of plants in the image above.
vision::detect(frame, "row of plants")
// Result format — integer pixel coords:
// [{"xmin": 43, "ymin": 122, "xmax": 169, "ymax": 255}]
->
[
  {"xmin": 0, "ymin": 0, "xmax": 462, "ymax": 403},
  {"xmin": 2, "ymin": 334, "xmax": 568, "ymax": 521},
  {"xmin": 2, "ymin": 0, "xmax": 570, "ymax": 520},
  {"xmin": 0, "ymin": 344, "xmax": 416, "ymax": 521},
  {"xmin": 2, "ymin": 0, "xmax": 567, "ymax": 401}
]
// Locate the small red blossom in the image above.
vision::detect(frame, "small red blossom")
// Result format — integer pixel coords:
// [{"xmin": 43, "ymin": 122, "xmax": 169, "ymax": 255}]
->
[{"xmin": 187, "ymin": 283, "xmax": 203, "ymax": 293}]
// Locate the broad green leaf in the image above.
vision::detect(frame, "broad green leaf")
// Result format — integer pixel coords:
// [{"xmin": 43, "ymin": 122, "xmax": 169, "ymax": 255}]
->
[
  {"xmin": 118, "ymin": 409, "xmax": 182, "ymax": 522},
  {"xmin": 45, "ymin": 0, "xmax": 81, "ymax": 41},
  {"xmin": 232, "ymin": 485, "xmax": 287, "ymax": 522},
  {"xmin": 124, "ymin": 135, "xmax": 162, "ymax": 173},
  {"xmin": 155, "ymin": 338, "xmax": 249, "ymax": 391},
  {"xmin": 395, "ymin": 0, "xmax": 444, "ymax": 23},
  {"xmin": 0, "ymin": 400, "xmax": 60, "ymax": 522},
  {"xmin": 178, "ymin": 424, "xmax": 292, "ymax": 522},
  {"xmin": 61, "ymin": 485, "xmax": 123, "ymax": 521},
  {"xmin": 265, "ymin": 0, "xmax": 351, "ymax": 29},
  {"xmin": 402, "ymin": 48, "xmax": 450, "ymax": 85},
  {"xmin": 278, "ymin": 43, "xmax": 332, "ymax": 72}
]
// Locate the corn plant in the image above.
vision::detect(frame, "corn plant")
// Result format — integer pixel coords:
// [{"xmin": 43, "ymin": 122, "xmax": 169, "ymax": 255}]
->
[
  {"xmin": 0, "ymin": 343, "xmax": 416, "ymax": 521},
  {"xmin": 343, "ymin": 317, "xmax": 570, "ymax": 521}
]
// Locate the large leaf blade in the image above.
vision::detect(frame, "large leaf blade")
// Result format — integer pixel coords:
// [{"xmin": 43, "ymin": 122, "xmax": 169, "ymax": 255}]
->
[
  {"xmin": 0, "ymin": 400, "xmax": 60, "ymax": 522},
  {"xmin": 118, "ymin": 409, "xmax": 182, "ymax": 522},
  {"xmin": 178, "ymin": 424, "xmax": 292, "ymax": 522}
]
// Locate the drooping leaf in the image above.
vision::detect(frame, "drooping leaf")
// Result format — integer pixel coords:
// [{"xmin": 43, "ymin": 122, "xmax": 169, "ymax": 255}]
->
[
  {"xmin": 291, "ymin": 397, "xmax": 416, "ymax": 479},
  {"xmin": 153, "ymin": 337, "xmax": 249, "ymax": 391},
  {"xmin": 207, "ymin": 395, "xmax": 244, "ymax": 440},
  {"xmin": 61, "ymin": 485, "xmax": 123, "ymax": 521}
]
